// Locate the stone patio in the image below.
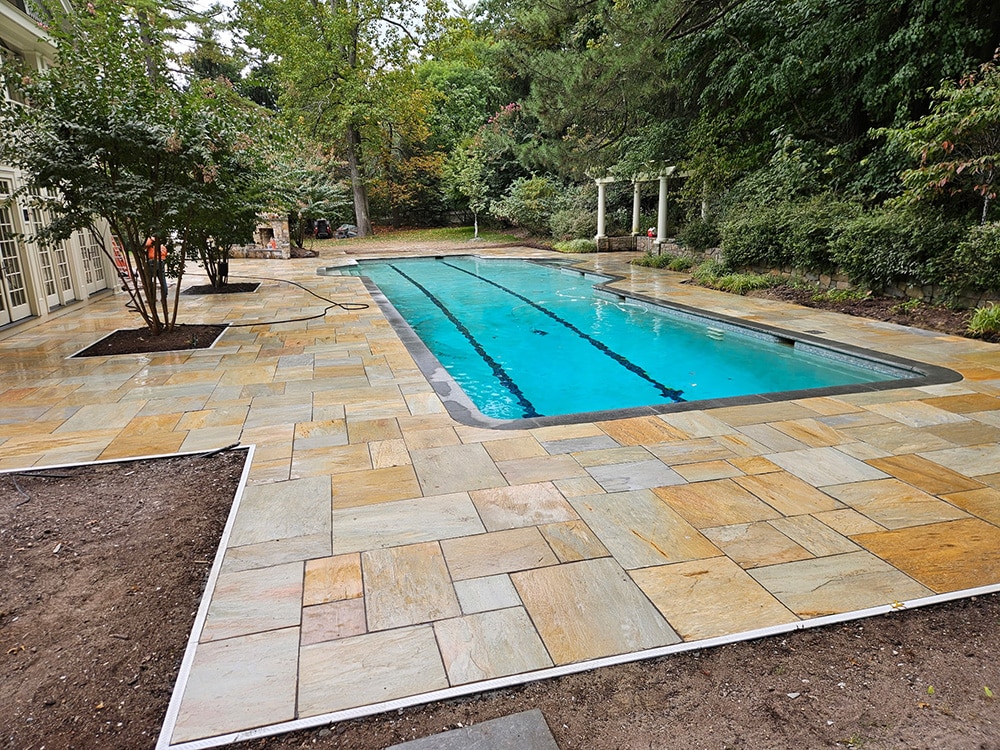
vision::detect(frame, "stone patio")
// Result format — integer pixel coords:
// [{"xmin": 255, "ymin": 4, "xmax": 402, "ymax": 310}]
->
[{"xmin": 2, "ymin": 244, "xmax": 999, "ymax": 750}]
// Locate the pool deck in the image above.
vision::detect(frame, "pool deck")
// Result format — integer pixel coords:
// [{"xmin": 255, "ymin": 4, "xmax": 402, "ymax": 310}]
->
[{"xmin": 3, "ymin": 245, "xmax": 1000, "ymax": 749}]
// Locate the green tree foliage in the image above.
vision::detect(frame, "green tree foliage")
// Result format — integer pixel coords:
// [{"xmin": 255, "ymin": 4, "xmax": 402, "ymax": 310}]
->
[
  {"xmin": 236, "ymin": 0, "xmax": 447, "ymax": 236},
  {"xmin": 878, "ymin": 53, "xmax": 1000, "ymax": 223},
  {"xmin": 0, "ymin": 0, "xmax": 275, "ymax": 333}
]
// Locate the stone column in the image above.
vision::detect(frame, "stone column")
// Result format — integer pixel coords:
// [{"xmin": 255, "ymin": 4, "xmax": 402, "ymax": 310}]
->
[
  {"xmin": 631, "ymin": 182, "xmax": 642, "ymax": 236},
  {"xmin": 595, "ymin": 180, "xmax": 607, "ymax": 240},
  {"xmin": 656, "ymin": 175, "xmax": 668, "ymax": 245}
]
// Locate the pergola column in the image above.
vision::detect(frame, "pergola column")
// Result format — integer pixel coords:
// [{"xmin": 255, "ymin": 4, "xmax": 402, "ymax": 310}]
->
[
  {"xmin": 656, "ymin": 175, "xmax": 668, "ymax": 244},
  {"xmin": 631, "ymin": 182, "xmax": 642, "ymax": 236},
  {"xmin": 595, "ymin": 180, "xmax": 608, "ymax": 240}
]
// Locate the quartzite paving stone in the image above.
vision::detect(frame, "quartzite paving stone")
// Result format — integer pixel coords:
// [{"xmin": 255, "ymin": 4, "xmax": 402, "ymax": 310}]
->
[
  {"xmin": 201, "ymin": 561, "xmax": 303, "ymax": 642},
  {"xmin": 411, "ymin": 443, "xmax": 508, "ymax": 495},
  {"xmin": 453, "ymin": 574, "xmax": 522, "ymax": 614},
  {"xmin": 298, "ymin": 626, "xmax": 448, "ymax": 717},
  {"xmin": 470, "ymin": 482, "xmax": 578, "ymax": 531},
  {"xmin": 748, "ymin": 551, "xmax": 933, "ymax": 617},
  {"xmin": 304, "ymin": 553, "xmax": 363, "ymax": 605},
  {"xmin": 631, "ymin": 556, "xmax": 797, "ymax": 640},
  {"xmin": 823, "ymin": 479, "xmax": 970, "ymax": 529},
  {"xmin": 653, "ymin": 479, "xmax": 781, "ymax": 529},
  {"xmin": 363, "ymin": 541, "xmax": 461, "ymax": 630},
  {"xmin": 569, "ymin": 489, "xmax": 720, "ymax": 568},
  {"xmin": 512, "ymin": 557, "xmax": 680, "ymax": 664},
  {"xmin": 766, "ymin": 447, "xmax": 890, "ymax": 487},
  {"xmin": 538, "ymin": 520, "xmax": 610, "ymax": 562},
  {"xmin": 585, "ymin": 458, "xmax": 686, "ymax": 492},
  {"xmin": 865, "ymin": 453, "xmax": 985, "ymax": 495},
  {"xmin": 442, "ymin": 527, "xmax": 559, "ymax": 581},
  {"xmin": 433, "ymin": 607, "xmax": 553, "ymax": 684},
  {"xmin": 734, "ymin": 471, "xmax": 844, "ymax": 516},
  {"xmin": 385, "ymin": 709, "xmax": 560, "ymax": 750},
  {"xmin": 702, "ymin": 522, "xmax": 812, "ymax": 569}
]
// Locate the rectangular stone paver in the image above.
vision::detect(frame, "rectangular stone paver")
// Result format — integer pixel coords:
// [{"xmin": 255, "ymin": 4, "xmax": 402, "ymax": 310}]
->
[
  {"xmin": 385, "ymin": 709, "xmax": 559, "ymax": 750},
  {"xmin": 201, "ymin": 561, "xmax": 303, "ymax": 642},
  {"xmin": 363, "ymin": 541, "xmax": 461, "ymax": 630},
  {"xmin": 653, "ymin": 479, "xmax": 780, "ymax": 529},
  {"xmin": 767, "ymin": 447, "xmax": 890, "ymax": 487},
  {"xmin": 442, "ymin": 527, "xmax": 559, "ymax": 581},
  {"xmin": 434, "ymin": 607, "xmax": 553, "ymax": 684},
  {"xmin": 411, "ymin": 443, "xmax": 507, "ymax": 495},
  {"xmin": 823, "ymin": 479, "xmax": 970, "ymax": 529},
  {"xmin": 512, "ymin": 557, "xmax": 680, "ymax": 664},
  {"xmin": 470, "ymin": 482, "xmax": 578, "ymax": 531}
]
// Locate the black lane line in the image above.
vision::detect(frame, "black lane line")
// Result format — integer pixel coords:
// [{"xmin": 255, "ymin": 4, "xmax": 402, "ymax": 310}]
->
[
  {"xmin": 386, "ymin": 263, "xmax": 540, "ymax": 419},
  {"xmin": 442, "ymin": 260, "xmax": 685, "ymax": 403}
]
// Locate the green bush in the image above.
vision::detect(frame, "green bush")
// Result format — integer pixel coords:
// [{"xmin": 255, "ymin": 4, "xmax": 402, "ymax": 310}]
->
[
  {"xmin": 969, "ymin": 303, "xmax": 1000, "ymax": 336},
  {"xmin": 719, "ymin": 205, "xmax": 792, "ymax": 268},
  {"xmin": 714, "ymin": 273, "xmax": 780, "ymax": 295},
  {"xmin": 553, "ymin": 238, "xmax": 596, "ymax": 253},
  {"xmin": 691, "ymin": 259, "xmax": 727, "ymax": 285},
  {"xmin": 830, "ymin": 206, "xmax": 968, "ymax": 290},
  {"xmin": 490, "ymin": 176, "xmax": 564, "ymax": 236},
  {"xmin": 667, "ymin": 256, "xmax": 694, "ymax": 271},
  {"xmin": 549, "ymin": 206, "xmax": 597, "ymax": 241},
  {"xmin": 677, "ymin": 218, "xmax": 721, "ymax": 251},
  {"xmin": 951, "ymin": 222, "xmax": 1000, "ymax": 292},
  {"xmin": 632, "ymin": 252, "xmax": 676, "ymax": 269}
]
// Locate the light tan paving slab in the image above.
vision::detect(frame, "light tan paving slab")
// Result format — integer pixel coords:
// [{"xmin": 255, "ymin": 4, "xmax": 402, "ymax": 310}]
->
[
  {"xmin": 596, "ymin": 415, "xmax": 687, "ymax": 445},
  {"xmin": 298, "ymin": 626, "xmax": 448, "ymax": 717},
  {"xmin": 411, "ymin": 443, "xmax": 507, "ymax": 495},
  {"xmin": 229, "ymin": 475, "xmax": 331, "ymax": 548},
  {"xmin": 201, "ymin": 561, "xmax": 303, "ymax": 642},
  {"xmin": 748, "ymin": 551, "xmax": 933, "ymax": 617},
  {"xmin": 301, "ymin": 599, "xmax": 367, "ymax": 645},
  {"xmin": 866, "ymin": 400, "xmax": 970, "ymax": 427},
  {"xmin": 441, "ymin": 527, "xmax": 559, "ymax": 581},
  {"xmin": 453, "ymin": 574, "xmax": 522, "ymax": 614},
  {"xmin": 495, "ymin": 453, "xmax": 590, "ymax": 484},
  {"xmin": 331, "ymin": 465, "xmax": 421, "ymax": 508},
  {"xmin": 172, "ymin": 627, "xmax": 299, "ymax": 744},
  {"xmin": 766, "ymin": 447, "xmax": 890, "ymax": 487},
  {"xmin": 702, "ymin": 522, "xmax": 811, "ymax": 568},
  {"xmin": 768, "ymin": 515, "xmax": 860, "ymax": 557},
  {"xmin": 332, "ymin": 492, "xmax": 485, "ymax": 552},
  {"xmin": 538, "ymin": 520, "xmax": 610, "ymax": 562},
  {"xmin": 482, "ymin": 436, "xmax": 548, "ymax": 462},
  {"xmin": 865, "ymin": 453, "xmax": 985, "ymax": 495},
  {"xmin": 824, "ymin": 478, "xmax": 970, "ymax": 529},
  {"xmin": 853, "ymin": 518, "xmax": 1000, "ymax": 593},
  {"xmin": 470, "ymin": 482, "xmax": 577, "ymax": 531},
  {"xmin": 363, "ymin": 541, "xmax": 461, "ymax": 630},
  {"xmin": 672, "ymin": 459, "xmax": 744, "ymax": 482},
  {"xmin": 734, "ymin": 471, "xmax": 844, "ymax": 516},
  {"xmin": 658, "ymin": 411, "xmax": 734, "ymax": 437},
  {"xmin": 434, "ymin": 608, "xmax": 553, "ymax": 684},
  {"xmin": 839, "ymin": 422, "xmax": 954, "ymax": 454},
  {"xmin": 814, "ymin": 508, "xmax": 886, "ymax": 536},
  {"xmin": 631, "ymin": 557, "xmax": 796, "ymax": 640},
  {"xmin": 569, "ymin": 490, "xmax": 720, "ymax": 569},
  {"xmin": 918, "ymin": 443, "xmax": 1000, "ymax": 477},
  {"xmin": 646, "ymin": 437, "xmax": 737, "ymax": 465},
  {"xmin": 304, "ymin": 553, "xmax": 363, "ymax": 605},
  {"xmin": 653, "ymin": 479, "xmax": 781, "ymax": 529},
  {"xmin": 512, "ymin": 557, "xmax": 680, "ymax": 664}
]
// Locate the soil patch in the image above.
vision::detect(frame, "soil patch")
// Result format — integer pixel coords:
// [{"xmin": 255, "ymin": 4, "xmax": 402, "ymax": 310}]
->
[
  {"xmin": 74, "ymin": 324, "xmax": 227, "ymax": 357},
  {"xmin": 0, "ymin": 450, "xmax": 246, "ymax": 750},
  {"xmin": 183, "ymin": 283, "xmax": 261, "ymax": 295}
]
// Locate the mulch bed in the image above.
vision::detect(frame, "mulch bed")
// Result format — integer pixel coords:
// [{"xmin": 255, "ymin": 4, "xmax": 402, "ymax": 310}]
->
[
  {"xmin": 74, "ymin": 325, "xmax": 227, "ymax": 357},
  {"xmin": 182, "ymin": 283, "xmax": 261, "ymax": 295}
]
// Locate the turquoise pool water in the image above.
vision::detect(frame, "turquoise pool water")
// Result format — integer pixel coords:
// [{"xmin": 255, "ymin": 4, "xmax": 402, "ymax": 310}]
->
[{"xmin": 339, "ymin": 257, "xmax": 911, "ymax": 421}]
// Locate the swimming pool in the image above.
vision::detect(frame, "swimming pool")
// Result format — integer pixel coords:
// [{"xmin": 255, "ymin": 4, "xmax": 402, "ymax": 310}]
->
[{"xmin": 333, "ymin": 256, "xmax": 958, "ymax": 426}]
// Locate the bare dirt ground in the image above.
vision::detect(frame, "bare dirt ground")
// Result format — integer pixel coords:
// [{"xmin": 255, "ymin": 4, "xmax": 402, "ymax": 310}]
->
[{"xmin": 4, "ymin": 260, "xmax": 1000, "ymax": 750}]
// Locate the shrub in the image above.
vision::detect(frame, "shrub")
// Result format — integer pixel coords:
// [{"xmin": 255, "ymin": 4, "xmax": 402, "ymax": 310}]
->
[
  {"xmin": 951, "ymin": 222, "xmax": 1000, "ymax": 293},
  {"xmin": 549, "ymin": 206, "xmax": 597, "ymax": 241},
  {"xmin": 968, "ymin": 303, "xmax": 1000, "ymax": 336},
  {"xmin": 490, "ymin": 175, "xmax": 564, "ymax": 236},
  {"xmin": 719, "ymin": 205, "xmax": 792, "ymax": 268},
  {"xmin": 553, "ymin": 238, "xmax": 596, "ymax": 253},
  {"xmin": 632, "ymin": 252, "xmax": 676, "ymax": 269},
  {"xmin": 830, "ymin": 206, "xmax": 968, "ymax": 290},
  {"xmin": 691, "ymin": 259, "xmax": 727, "ymax": 285},
  {"xmin": 714, "ymin": 273, "xmax": 780, "ymax": 295},
  {"xmin": 667, "ymin": 256, "xmax": 694, "ymax": 271},
  {"xmin": 677, "ymin": 218, "xmax": 721, "ymax": 251}
]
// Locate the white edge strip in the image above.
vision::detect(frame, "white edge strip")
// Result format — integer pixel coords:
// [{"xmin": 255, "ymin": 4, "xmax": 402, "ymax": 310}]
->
[
  {"xmin": 162, "ymin": 580, "xmax": 1000, "ymax": 750},
  {"xmin": 154, "ymin": 444, "xmax": 256, "ymax": 750}
]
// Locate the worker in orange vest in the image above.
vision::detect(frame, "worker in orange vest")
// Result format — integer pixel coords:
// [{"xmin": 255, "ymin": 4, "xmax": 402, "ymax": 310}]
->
[{"xmin": 145, "ymin": 238, "xmax": 167, "ymax": 288}]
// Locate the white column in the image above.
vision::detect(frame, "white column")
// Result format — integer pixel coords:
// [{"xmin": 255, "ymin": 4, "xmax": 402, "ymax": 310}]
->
[
  {"xmin": 595, "ymin": 181, "xmax": 607, "ymax": 240},
  {"xmin": 656, "ymin": 175, "xmax": 668, "ymax": 245},
  {"xmin": 631, "ymin": 182, "xmax": 641, "ymax": 236}
]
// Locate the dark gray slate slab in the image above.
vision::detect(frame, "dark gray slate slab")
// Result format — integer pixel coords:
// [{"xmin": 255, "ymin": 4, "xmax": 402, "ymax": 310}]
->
[{"xmin": 384, "ymin": 709, "xmax": 559, "ymax": 750}]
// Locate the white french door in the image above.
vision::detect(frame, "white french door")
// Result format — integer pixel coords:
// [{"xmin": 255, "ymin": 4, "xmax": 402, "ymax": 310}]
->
[{"xmin": 0, "ymin": 192, "xmax": 31, "ymax": 325}]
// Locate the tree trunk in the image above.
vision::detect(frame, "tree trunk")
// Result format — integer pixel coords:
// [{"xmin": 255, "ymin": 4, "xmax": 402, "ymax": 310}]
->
[{"xmin": 345, "ymin": 125, "xmax": 373, "ymax": 237}]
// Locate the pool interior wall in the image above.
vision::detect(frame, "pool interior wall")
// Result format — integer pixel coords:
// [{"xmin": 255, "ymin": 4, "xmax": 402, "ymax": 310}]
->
[{"xmin": 324, "ymin": 256, "xmax": 962, "ymax": 430}]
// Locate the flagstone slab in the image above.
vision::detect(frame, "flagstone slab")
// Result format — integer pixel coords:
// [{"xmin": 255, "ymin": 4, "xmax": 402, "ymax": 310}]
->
[
  {"xmin": 384, "ymin": 709, "xmax": 560, "ymax": 750},
  {"xmin": 482, "ymin": 436, "xmax": 549, "ymax": 462},
  {"xmin": 496, "ymin": 454, "xmax": 591, "ymax": 484},
  {"xmin": 411, "ymin": 443, "xmax": 507, "ymax": 495},
  {"xmin": 201, "ymin": 561, "xmax": 303, "ymax": 642},
  {"xmin": 925, "ymin": 420, "xmax": 1000, "ymax": 446},
  {"xmin": 866, "ymin": 400, "xmax": 970, "ymax": 427},
  {"xmin": 919, "ymin": 443, "xmax": 1000, "ymax": 477},
  {"xmin": 331, "ymin": 465, "xmax": 421, "ymax": 508},
  {"xmin": 658, "ymin": 411, "xmax": 736, "ymax": 438},
  {"xmin": 940, "ymin": 487, "xmax": 1000, "ymax": 526},
  {"xmin": 702, "ymin": 522, "xmax": 811, "ymax": 568},
  {"xmin": 301, "ymin": 599, "xmax": 367, "ymax": 645},
  {"xmin": 813, "ymin": 508, "xmax": 886, "ymax": 536},
  {"xmin": 646, "ymin": 438, "xmax": 737, "ymax": 465},
  {"xmin": 453, "ymin": 574, "xmax": 522, "ymax": 614},
  {"xmin": 839, "ymin": 423, "xmax": 954, "ymax": 454},
  {"xmin": 653, "ymin": 479, "xmax": 781, "ymax": 529},
  {"xmin": 442, "ymin": 527, "xmax": 559, "ymax": 581},
  {"xmin": 922, "ymin": 393, "xmax": 1000, "ymax": 414},
  {"xmin": 538, "ymin": 520, "xmax": 610, "ymax": 563},
  {"xmin": 470, "ymin": 482, "xmax": 578, "ymax": 531},
  {"xmin": 332, "ymin": 492, "xmax": 484, "ymax": 552},
  {"xmin": 569, "ymin": 490, "xmax": 719, "ymax": 568},
  {"xmin": 595, "ymin": 416, "xmax": 687, "ymax": 445},
  {"xmin": 673, "ymin": 459, "xmax": 744, "ymax": 482},
  {"xmin": 631, "ymin": 557, "xmax": 796, "ymax": 640},
  {"xmin": 512, "ymin": 557, "xmax": 680, "ymax": 664},
  {"xmin": 736, "ymin": 424, "xmax": 810, "ymax": 452},
  {"xmin": 363, "ymin": 541, "xmax": 461, "ymax": 630},
  {"xmin": 853, "ymin": 518, "xmax": 1000, "ymax": 593},
  {"xmin": 734, "ymin": 472, "xmax": 843, "ymax": 516},
  {"xmin": 768, "ymin": 515, "xmax": 860, "ymax": 557},
  {"xmin": 586, "ymin": 458, "xmax": 686, "ymax": 492},
  {"xmin": 434, "ymin": 607, "xmax": 553, "ymax": 684},
  {"xmin": 865, "ymin": 454, "xmax": 985, "ymax": 495},
  {"xmin": 766, "ymin": 447, "xmax": 889, "ymax": 487},
  {"xmin": 229, "ymin": 475, "xmax": 331, "ymax": 548},
  {"xmin": 824, "ymin": 479, "xmax": 970, "ymax": 529},
  {"xmin": 304, "ymin": 553, "xmax": 363, "ymax": 605},
  {"xmin": 298, "ymin": 626, "xmax": 448, "ymax": 717},
  {"xmin": 369, "ymin": 438, "xmax": 411, "ymax": 468},
  {"xmin": 572, "ymin": 445, "xmax": 654, "ymax": 468},
  {"xmin": 172, "ymin": 627, "xmax": 299, "ymax": 744}
]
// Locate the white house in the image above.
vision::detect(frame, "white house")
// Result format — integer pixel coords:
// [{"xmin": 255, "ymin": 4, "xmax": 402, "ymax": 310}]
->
[{"xmin": 0, "ymin": 0, "xmax": 114, "ymax": 330}]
